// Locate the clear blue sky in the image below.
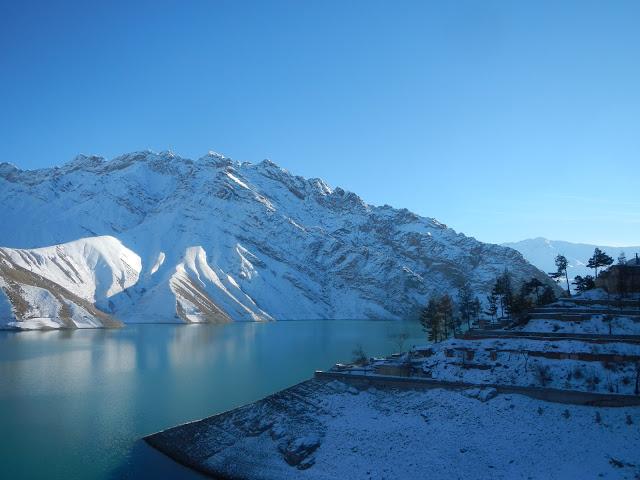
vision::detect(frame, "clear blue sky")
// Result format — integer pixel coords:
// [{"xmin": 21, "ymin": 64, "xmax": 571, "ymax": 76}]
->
[{"xmin": 1, "ymin": 0, "xmax": 639, "ymax": 246}]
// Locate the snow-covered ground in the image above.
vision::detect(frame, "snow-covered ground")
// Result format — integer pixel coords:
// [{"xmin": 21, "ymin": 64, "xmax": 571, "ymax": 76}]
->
[
  {"xmin": 311, "ymin": 386, "xmax": 640, "ymax": 480},
  {"xmin": 436, "ymin": 337, "xmax": 640, "ymax": 355},
  {"xmin": 414, "ymin": 338, "xmax": 640, "ymax": 395},
  {"xmin": 521, "ymin": 316, "xmax": 640, "ymax": 335},
  {"xmin": 147, "ymin": 379, "xmax": 640, "ymax": 480}
]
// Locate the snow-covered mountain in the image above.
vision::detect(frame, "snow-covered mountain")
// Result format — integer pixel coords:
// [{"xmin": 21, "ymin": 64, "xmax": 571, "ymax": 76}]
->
[
  {"xmin": 0, "ymin": 237, "xmax": 130, "ymax": 329},
  {"xmin": 0, "ymin": 151, "xmax": 555, "ymax": 329},
  {"xmin": 503, "ymin": 238, "xmax": 640, "ymax": 280}
]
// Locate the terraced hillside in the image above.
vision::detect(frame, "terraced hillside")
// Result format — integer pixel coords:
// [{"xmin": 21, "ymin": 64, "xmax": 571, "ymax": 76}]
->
[{"xmin": 146, "ymin": 289, "xmax": 640, "ymax": 479}]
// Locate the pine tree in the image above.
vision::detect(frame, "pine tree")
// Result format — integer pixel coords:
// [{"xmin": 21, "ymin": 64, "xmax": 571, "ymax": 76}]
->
[
  {"xmin": 539, "ymin": 285, "xmax": 557, "ymax": 305},
  {"xmin": 509, "ymin": 290, "xmax": 532, "ymax": 320},
  {"xmin": 548, "ymin": 254, "xmax": 570, "ymax": 296},
  {"xmin": 587, "ymin": 248, "xmax": 614, "ymax": 278},
  {"xmin": 572, "ymin": 275, "xmax": 595, "ymax": 293},
  {"xmin": 420, "ymin": 298, "xmax": 440, "ymax": 342},
  {"xmin": 504, "ymin": 289, "xmax": 515, "ymax": 319},
  {"xmin": 618, "ymin": 252, "xmax": 627, "ymax": 265},
  {"xmin": 438, "ymin": 294, "xmax": 455, "ymax": 339},
  {"xmin": 485, "ymin": 293, "xmax": 498, "ymax": 322},
  {"xmin": 457, "ymin": 282, "xmax": 474, "ymax": 331},
  {"xmin": 523, "ymin": 277, "xmax": 544, "ymax": 305},
  {"xmin": 472, "ymin": 297, "xmax": 481, "ymax": 327},
  {"xmin": 493, "ymin": 271, "xmax": 513, "ymax": 319},
  {"xmin": 434, "ymin": 308, "xmax": 446, "ymax": 341}
]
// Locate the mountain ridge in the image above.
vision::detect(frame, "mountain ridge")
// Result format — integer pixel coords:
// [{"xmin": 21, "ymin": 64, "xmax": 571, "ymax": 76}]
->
[
  {"xmin": 504, "ymin": 237, "xmax": 640, "ymax": 280},
  {"xmin": 0, "ymin": 150, "xmax": 556, "ymax": 329}
]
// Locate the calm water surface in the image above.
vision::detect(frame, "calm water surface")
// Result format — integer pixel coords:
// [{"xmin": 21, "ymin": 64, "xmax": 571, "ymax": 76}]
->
[{"xmin": 0, "ymin": 320, "xmax": 424, "ymax": 479}]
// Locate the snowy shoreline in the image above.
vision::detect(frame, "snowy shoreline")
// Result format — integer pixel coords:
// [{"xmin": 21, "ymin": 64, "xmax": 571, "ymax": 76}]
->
[{"xmin": 146, "ymin": 378, "xmax": 640, "ymax": 480}]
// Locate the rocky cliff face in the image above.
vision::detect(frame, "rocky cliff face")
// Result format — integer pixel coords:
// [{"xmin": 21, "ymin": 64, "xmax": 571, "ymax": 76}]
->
[{"xmin": 0, "ymin": 151, "xmax": 554, "ymax": 328}]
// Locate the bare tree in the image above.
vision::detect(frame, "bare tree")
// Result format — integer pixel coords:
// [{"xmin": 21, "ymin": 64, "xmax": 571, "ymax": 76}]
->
[
  {"xmin": 352, "ymin": 345, "xmax": 369, "ymax": 366},
  {"xmin": 390, "ymin": 331, "xmax": 410, "ymax": 353}
]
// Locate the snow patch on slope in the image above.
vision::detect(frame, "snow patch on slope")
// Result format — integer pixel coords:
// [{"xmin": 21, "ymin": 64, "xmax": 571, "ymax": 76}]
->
[
  {"xmin": 150, "ymin": 252, "xmax": 165, "ymax": 275},
  {"xmin": 170, "ymin": 246, "xmax": 270, "ymax": 323}
]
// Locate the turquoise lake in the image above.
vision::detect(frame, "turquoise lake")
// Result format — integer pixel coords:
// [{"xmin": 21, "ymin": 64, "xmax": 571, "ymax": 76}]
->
[{"xmin": 0, "ymin": 320, "xmax": 425, "ymax": 479}]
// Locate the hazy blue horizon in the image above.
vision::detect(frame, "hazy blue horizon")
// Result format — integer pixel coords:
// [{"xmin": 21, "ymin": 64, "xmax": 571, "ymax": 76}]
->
[{"xmin": 2, "ymin": 0, "xmax": 639, "ymax": 246}]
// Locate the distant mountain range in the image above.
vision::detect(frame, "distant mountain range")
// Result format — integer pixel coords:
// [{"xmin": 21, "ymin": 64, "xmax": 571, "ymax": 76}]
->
[
  {"xmin": 0, "ymin": 151, "xmax": 555, "ymax": 329},
  {"xmin": 503, "ymin": 238, "xmax": 640, "ymax": 281}
]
